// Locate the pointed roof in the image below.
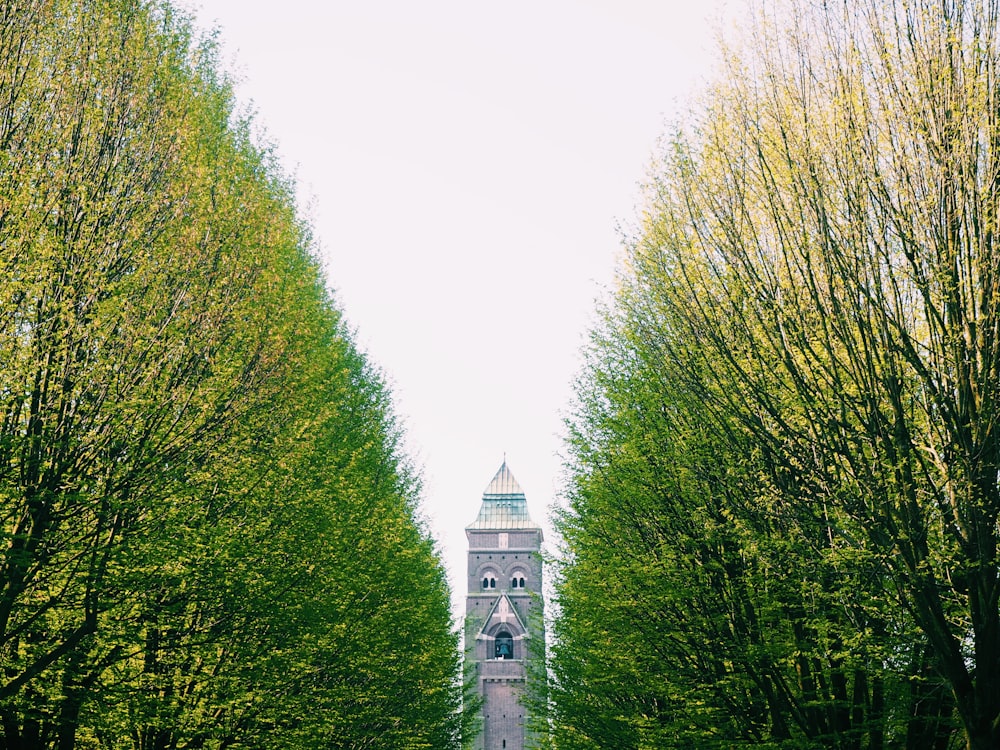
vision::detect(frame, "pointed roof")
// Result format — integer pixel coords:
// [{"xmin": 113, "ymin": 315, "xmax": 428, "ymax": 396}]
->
[
  {"xmin": 483, "ymin": 461, "xmax": 524, "ymax": 498},
  {"xmin": 467, "ymin": 461, "xmax": 540, "ymax": 530}
]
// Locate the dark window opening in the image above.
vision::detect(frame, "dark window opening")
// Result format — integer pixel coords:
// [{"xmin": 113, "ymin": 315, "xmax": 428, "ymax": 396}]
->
[
  {"xmin": 482, "ymin": 577, "xmax": 489, "ymax": 589},
  {"xmin": 495, "ymin": 631, "xmax": 513, "ymax": 659}
]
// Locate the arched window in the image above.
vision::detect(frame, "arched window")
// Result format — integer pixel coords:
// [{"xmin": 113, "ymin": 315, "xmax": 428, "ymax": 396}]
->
[
  {"xmin": 518, "ymin": 576, "xmax": 525, "ymax": 588},
  {"xmin": 510, "ymin": 577, "xmax": 519, "ymax": 589},
  {"xmin": 494, "ymin": 630, "xmax": 513, "ymax": 659},
  {"xmin": 489, "ymin": 577, "xmax": 496, "ymax": 588},
  {"xmin": 482, "ymin": 577, "xmax": 489, "ymax": 589}
]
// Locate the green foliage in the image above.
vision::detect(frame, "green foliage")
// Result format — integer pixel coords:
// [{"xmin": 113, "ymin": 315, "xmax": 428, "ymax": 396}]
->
[
  {"xmin": 0, "ymin": 1, "xmax": 463, "ymax": 748},
  {"xmin": 550, "ymin": 0, "xmax": 1000, "ymax": 747}
]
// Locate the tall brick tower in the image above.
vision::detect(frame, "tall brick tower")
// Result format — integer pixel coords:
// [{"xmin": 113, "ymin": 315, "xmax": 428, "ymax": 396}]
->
[{"xmin": 465, "ymin": 461, "xmax": 543, "ymax": 750}]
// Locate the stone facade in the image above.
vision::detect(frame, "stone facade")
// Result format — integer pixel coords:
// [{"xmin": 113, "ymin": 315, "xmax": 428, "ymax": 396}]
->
[{"xmin": 465, "ymin": 462, "xmax": 543, "ymax": 750}]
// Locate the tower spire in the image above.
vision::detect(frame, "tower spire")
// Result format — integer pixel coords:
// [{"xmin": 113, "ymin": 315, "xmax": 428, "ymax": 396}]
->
[{"xmin": 468, "ymin": 460, "xmax": 539, "ymax": 531}]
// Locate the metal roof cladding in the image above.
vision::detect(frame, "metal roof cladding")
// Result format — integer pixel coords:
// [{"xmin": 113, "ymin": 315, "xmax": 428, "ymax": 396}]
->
[{"xmin": 467, "ymin": 461, "xmax": 540, "ymax": 530}]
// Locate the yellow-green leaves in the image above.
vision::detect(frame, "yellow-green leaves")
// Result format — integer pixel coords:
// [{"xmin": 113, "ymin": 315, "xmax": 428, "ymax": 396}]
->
[
  {"xmin": 551, "ymin": 0, "xmax": 1000, "ymax": 747},
  {"xmin": 0, "ymin": 2, "xmax": 462, "ymax": 747}
]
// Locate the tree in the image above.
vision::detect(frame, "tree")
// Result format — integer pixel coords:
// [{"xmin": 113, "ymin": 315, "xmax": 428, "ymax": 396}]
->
[
  {"xmin": 551, "ymin": 305, "xmax": 951, "ymax": 748},
  {"xmin": 0, "ymin": 1, "xmax": 464, "ymax": 747},
  {"xmin": 551, "ymin": 0, "xmax": 1000, "ymax": 747}
]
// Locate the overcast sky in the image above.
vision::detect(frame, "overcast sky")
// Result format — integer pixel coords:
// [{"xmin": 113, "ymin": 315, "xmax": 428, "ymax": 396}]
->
[{"xmin": 186, "ymin": 0, "xmax": 742, "ymax": 613}]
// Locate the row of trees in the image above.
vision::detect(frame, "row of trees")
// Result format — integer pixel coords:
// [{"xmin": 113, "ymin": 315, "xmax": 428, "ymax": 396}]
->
[
  {"xmin": 548, "ymin": 0, "xmax": 1000, "ymax": 748},
  {"xmin": 0, "ymin": 1, "xmax": 464, "ymax": 748}
]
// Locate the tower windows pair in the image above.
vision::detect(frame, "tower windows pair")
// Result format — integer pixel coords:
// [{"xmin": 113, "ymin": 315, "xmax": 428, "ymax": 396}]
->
[{"xmin": 482, "ymin": 571, "xmax": 525, "ymax": 590}]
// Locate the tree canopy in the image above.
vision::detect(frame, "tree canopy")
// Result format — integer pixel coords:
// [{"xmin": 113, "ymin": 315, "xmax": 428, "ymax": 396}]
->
[
  {"xmin": 0, "ymin": 1, "xmax": 464, "ymax": 747},
  {"xmin": 549, "ymin": 1, "xmax": 1000, "ymax": 748}
]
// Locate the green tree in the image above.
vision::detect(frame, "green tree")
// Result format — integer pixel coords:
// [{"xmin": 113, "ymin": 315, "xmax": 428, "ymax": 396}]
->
[
  {"xmin": 551, "ymin": 0, "xmax": 1000, "ymax": 747},
  {"xmin": 0, "ymin": 1, "xmax": 464, "ymax": 747},
  {"xmin": 551, "ymin": 307, "xmax": 949, "ymax": 748}
]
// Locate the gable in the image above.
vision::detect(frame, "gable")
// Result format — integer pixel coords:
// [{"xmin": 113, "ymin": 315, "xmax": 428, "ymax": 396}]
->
[{"xmin": 477, "ymin": 592, "xmax": 528, "ymax": 637}]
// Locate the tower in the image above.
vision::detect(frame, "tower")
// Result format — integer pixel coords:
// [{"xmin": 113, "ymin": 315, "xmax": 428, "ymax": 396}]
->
[{"xmin": 465, "ymin": 461, "xmax": 543, "ymax": 750}]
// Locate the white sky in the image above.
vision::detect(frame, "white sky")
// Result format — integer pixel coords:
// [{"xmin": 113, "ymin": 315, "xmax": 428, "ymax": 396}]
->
[{"xmin": 186, "ymin": 0, "xmax": 742, "ymax": 615}]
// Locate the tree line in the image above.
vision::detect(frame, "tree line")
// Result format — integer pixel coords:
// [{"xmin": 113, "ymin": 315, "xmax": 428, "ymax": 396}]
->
[
  {"xmin": 547, "ymin": 0, "xmax": 1000, "ymax": 748},
  {"xmin": 0, "ymin": 0, "xmax": 464, "ymax": 747}
]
